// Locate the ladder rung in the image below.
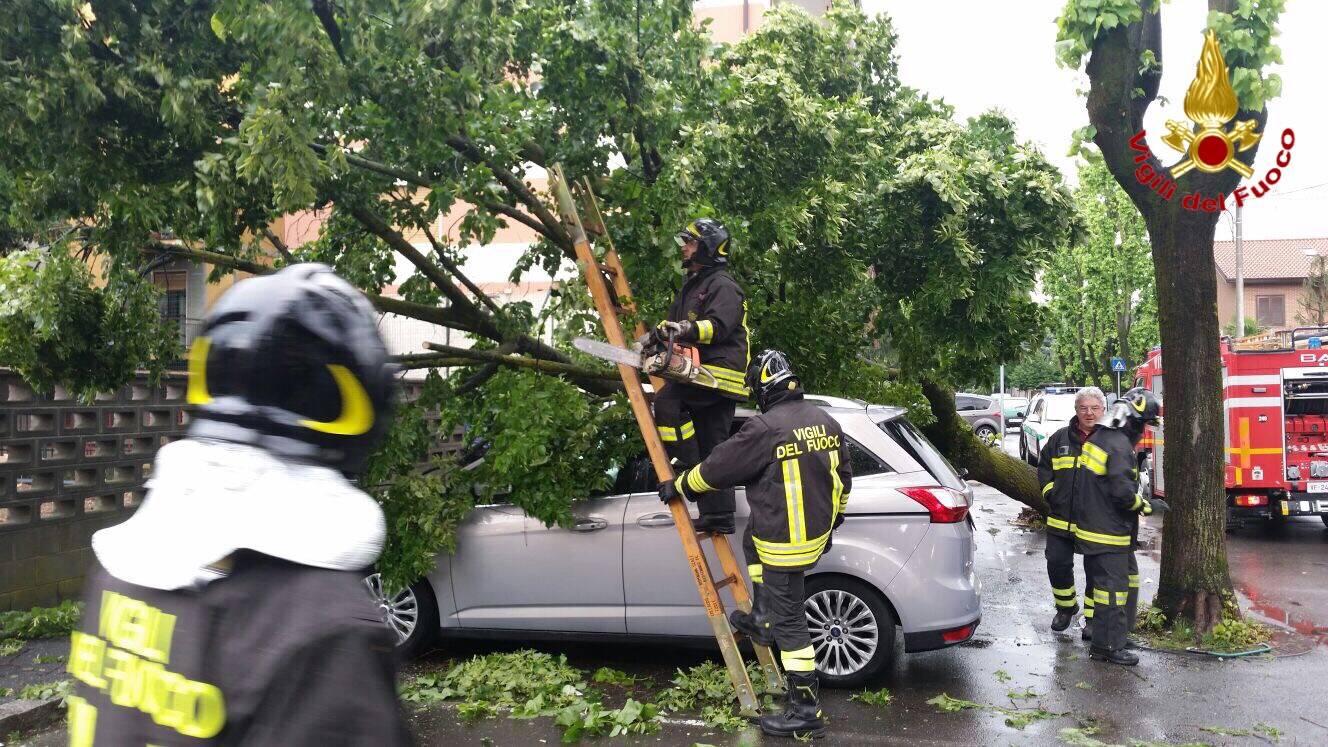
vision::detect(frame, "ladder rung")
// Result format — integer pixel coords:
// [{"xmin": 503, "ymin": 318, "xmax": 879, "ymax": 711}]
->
[{"xmin": 713, "ymin": 574, "xmax": 740, "ymax": 590}]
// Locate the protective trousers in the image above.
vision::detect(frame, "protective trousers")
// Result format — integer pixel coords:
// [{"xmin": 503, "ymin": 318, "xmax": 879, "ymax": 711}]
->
[
  {"xmin": 1084, "ymin": 552, "xmax": 1132, "ymax": 651},
  {"xmin": 1082, "ymin": 552, "xmax": 1138, "ymax": 631},
  {"xmin": 763, "ymin": 568, "xmax": 816, "ymax": 675},
  {"xmin": 1045, "ymin": 532, "xmax": 1079, "ymax": 613},
  {"xmin": 654, "ymin": 382, "xmax": 736, "ymax": 516}
]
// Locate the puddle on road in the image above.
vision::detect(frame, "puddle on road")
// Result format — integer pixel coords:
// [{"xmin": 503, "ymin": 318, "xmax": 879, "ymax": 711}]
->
[{"xmin": 1238, "ymin": 584, "xmax": 1328, "ymax": 646}]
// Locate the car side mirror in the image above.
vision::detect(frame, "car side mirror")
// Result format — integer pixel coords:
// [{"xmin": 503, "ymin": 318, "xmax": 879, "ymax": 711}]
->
[
  {"xmin": 957, "ymin": 467, "xmax": 970, "ymax": 478},
  {"xmin": 1016, "ymin": 411, "xmax": 1025, "ymax": 418}
]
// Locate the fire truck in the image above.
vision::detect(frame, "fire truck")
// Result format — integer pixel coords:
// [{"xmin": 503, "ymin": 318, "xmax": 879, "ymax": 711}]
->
[{"xmin": 1133, "ymin": 327, "xmax": 1328, "ymax": 528}]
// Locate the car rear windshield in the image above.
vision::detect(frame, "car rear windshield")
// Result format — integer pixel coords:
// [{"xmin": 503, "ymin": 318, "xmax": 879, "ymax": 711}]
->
[{"xmin": 876, "ymin": 418, "xmax": 966, "ymax": 491}]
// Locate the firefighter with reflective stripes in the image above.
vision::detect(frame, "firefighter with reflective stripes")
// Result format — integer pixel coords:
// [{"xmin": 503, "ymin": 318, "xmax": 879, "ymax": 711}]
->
[
  {"xmin": 1073, "ymin": 388, "xmax": 1169, "ymax": 666},
  {"xmin": 659, "ymin": 350, "xmax": 850, "ymax": 739},
  {"xmin": 652, "ymin": 218, "xmax": 751, "ymax": 534},
  {"xmin": 1037, "ymin": 387, "xmax": 1106, "ymax": 633}
]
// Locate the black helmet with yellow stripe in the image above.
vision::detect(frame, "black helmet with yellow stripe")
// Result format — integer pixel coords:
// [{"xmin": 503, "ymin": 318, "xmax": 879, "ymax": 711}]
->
[
  {"xmin": 675, "ymin": 218, "xmax": 730, "ymax": 267},
  {"xmin": 1104, "ymin": 387, "xmax": 1161, "ymax": 431},
  {"xmin": 186, "ymin": 263, "xmax": 397, "ymax": 475},
  {"xmin": 745, "ymin": 349, "xmax": 802, "ymax": 413}
]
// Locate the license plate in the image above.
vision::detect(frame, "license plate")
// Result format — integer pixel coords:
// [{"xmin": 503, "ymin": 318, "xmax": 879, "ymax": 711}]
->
[
  {"xmin": 1319, "ymin": 500, "xmax": 1328, "ymax": 513},
  {"xmin": 1308, "ymin": 482, "xmax": 1328, "ymax": 494}
]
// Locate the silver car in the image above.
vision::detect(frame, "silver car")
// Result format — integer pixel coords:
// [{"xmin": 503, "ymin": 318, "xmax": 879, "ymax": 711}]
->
[
  {"xmin": 955, "ymin": 392, "xmax": 1003, "ymax": 442},
  {"xmin": 366, "ymin": 396, "xmax": 981, "ymax": 688}
]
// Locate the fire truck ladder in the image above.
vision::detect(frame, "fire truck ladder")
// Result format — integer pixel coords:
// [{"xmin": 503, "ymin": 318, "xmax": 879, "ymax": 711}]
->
[{"xmin": 548, "ymin": 165, "xmax": 784, "ymax": 715}]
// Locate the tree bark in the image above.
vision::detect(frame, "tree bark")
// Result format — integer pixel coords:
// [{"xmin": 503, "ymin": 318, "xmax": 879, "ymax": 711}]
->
[
  {"xmin": 1084, "ymin": 0, "xmax": 1264, "ymax": 630},
  {"xmin": 920, "ymin": 380, "xmax": 1048, "ymax": 516}
]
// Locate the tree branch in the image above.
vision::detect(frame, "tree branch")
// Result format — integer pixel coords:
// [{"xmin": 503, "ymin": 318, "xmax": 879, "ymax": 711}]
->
[
  {"xmin": 392, "ymin": 353, "xmax": 475, "ymax": 370},
  {"xmin": 444, "ymin": 134, "xmax": 573, "ymax": 253},
  {"xmin": 424, "ymin": 342, "xmax": 621, "ymax": 383},
  {"xmin": 260, "ymin": 226, "xmax": 294, "ymax": 262},
  {"xmin": 422, "ymin": 224, "xmax": 504, "ymax": 317},
  {"xmin": 311, "ymin": 0, "xmax": 348, "ymax": 65}
]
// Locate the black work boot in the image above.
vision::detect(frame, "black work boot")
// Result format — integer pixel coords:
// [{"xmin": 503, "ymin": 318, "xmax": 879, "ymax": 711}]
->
[
  {"xmin": 729, "ymin": 583, "xmax": 775, "ymax": 647},
  {"xmin": 1081, "ymin": 624, "xmax": 1093, "ymax": 642},
  {"xmin": 1051, "ymin": 605, "xmax": 1079, "ymax": 632},
  {"xmin": 1089, "ymin": 646, "xmax": 1139, "ymax": 666},
  {"xmin": 759, "ymin": 671, "xmax": 826, "ymax": 739},
  {"xmin": 693, "ymin": 512, "xmax": 735, "ymax": 535}
]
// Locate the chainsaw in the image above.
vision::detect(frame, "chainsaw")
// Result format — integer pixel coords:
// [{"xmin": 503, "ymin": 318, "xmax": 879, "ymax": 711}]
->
[{"xmin": 573, "ymin": 330, "xmax": 721, "ymax": 390}]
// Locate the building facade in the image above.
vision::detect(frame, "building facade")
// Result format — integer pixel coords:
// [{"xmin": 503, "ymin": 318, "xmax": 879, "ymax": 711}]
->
[{"xmin": 1214, "ymin": 237, "xmax": 1327, "ymax": 332}]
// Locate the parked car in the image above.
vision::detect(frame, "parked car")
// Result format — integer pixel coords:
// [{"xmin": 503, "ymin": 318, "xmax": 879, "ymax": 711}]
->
[
  {"xmin": 1017, "ymin": 393, "xmax": 1079, "ymax": 464},
  {"xmin": 991, "ymin": 395, "xmax": 1029, "ymax": 431},
  {"xmin": 954, "ymin": 393, "xmax": 1003, "ymax": 443},
  {"xmin": 365, "ymin": 395, "xmax": 981, "ymax": 688}
]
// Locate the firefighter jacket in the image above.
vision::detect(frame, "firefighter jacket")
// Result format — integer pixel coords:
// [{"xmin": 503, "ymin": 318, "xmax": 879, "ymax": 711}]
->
[
  {"xmin": 1071, "ymin": 426, "xmax": 1153, "ymax": 555},
  {"xmin": 675, "ymin": 389, "xmax": 852, "ymax": 569},
  {"xmin": 68, "ymin": 553, "xmax": 411, "ymax": 746},
  {"xmin": 1036, "ymin": 417, "xmax": 1094, "ymax": 538},
  {"xmin": 667, "ymin": 266, "xmax": 750, "ymax": 399}
]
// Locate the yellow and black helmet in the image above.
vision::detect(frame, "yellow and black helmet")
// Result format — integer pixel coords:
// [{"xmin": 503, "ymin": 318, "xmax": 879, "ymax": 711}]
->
[
  {"xmin": 674, "ymin": 218, "xmax": 730, "ymax": 266},
  {"xmin": 1105, "ymin": 387, "xmax": 1161, "ymax": 430},
  {"xmin": 745, "ymin": 349, "xmax": 801, "ymax": 412},
  {"xmin": 185, "ymin": 263, "xmax": 397, "ymax": 475}
]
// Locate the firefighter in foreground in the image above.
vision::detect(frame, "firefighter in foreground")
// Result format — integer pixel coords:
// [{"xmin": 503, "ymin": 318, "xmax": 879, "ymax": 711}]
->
[
  {"xmin": 67, "ymin": 264, "xmax": 411, "ymax": 745},
  {"xmin": 652, "ymin": 218, "xmax": 750, "ymax": 534},
  {"xmin": 660, "ymin": 350, "xmax": 851, "ymax": 739},
  {"xmin": 1074, "ymin": 387, "xmax": 1168, "ymax": 666},
  {"xmin": 1037, "ymin": 387, "xmax": 1106, "ymax": 633}
]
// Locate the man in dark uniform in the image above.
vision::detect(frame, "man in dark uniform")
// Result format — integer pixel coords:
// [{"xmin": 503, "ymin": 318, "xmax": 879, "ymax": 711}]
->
[
  {"xmin": 66, "ymin": 264, "xmax": 411, "ymax": 746},
  {"xmin": 660, "ymin": 350, "xmax": 850, "ymax": 739},
  {"xmin": 1037, "ymin": 387, "xmax": 1106, "ymax": 632},
  {"xmin": 1073, "ymin": 387, "xmax": 1168, "ymax": 666},
  {"xmin": 653, "ymin": 218, "xmax": 750, "ymax": 534}
]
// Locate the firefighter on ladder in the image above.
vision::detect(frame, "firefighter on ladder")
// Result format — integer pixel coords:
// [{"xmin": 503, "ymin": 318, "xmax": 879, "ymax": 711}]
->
[
  {"xmin": 1074, "ymin": 387, "xmax": 1169, "ymax": 666},
  {"xmin": 659, "ymin": 350, "xmax": 851, "ymax": 739},
  {"xmin": 652, "ymin": 218, "xmax": 750, "ymax": 534},
  {"xmin": 1038, "ymin": 387, "xmax": 1106, "ymax": 633}
]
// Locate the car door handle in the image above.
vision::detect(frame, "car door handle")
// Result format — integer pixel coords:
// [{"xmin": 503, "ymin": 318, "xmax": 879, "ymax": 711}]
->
[
  {"xmin": 572, "ymin": 517, "xmax": 609, "ymax": 532},
  {"xmin": 637, "ymin": 512, "xmax": 675, "ymax": 528}
]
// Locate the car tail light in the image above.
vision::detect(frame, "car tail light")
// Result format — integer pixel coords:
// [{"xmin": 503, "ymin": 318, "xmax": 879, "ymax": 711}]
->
[
  {"xmin": 1234, "ymin": 494, "xmax": 1268, "ymax": 507},
  {"xmin": 941, "ymin": 623, "xmax": 976, "ymax": 643},
  {"xmin": 900, "ymin": 486, "xmax": 969, "ymax": 523}
]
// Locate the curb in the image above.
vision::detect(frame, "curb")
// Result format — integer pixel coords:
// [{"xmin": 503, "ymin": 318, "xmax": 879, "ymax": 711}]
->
[{"xmin": 0, "ymin": 696, "xmax": 63, "ymax": 736}]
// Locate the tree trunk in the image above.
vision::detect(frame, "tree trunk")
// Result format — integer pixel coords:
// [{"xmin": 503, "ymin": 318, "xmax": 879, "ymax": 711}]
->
[
  {"xmin": 1145, "ymin": 208, "xmax": 1233, "ymax": 628},
  {"xmin": 1081, "ymin": 0, "xmax": 1266, "ymax": 630},
  {"xmin": 920, "ymin": 380, "xmax": 1048, "ymax": 516}
]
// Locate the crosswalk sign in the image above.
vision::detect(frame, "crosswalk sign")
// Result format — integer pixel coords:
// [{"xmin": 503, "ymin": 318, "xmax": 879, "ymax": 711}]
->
[{"xmin": 1110, "ymin": 357, "xmax": 1127, "ymax": 372}]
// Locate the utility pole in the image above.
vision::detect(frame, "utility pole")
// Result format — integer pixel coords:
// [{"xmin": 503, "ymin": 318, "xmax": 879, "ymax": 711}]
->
[{"xmin": 1234, "ymin": 204, "xmax": 1245, "ymax": 336}]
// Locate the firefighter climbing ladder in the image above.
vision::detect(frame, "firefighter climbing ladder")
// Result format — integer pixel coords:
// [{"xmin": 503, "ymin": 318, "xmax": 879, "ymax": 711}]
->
[{"xmin": 548, "ymin": 164, "xmax": 783, "ymax": 715}]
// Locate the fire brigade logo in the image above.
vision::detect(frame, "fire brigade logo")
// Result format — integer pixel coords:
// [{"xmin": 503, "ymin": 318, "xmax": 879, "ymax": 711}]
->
[{"xmin": 1161, "ymin": 30, "xmax": 1260, "ymax": 178}]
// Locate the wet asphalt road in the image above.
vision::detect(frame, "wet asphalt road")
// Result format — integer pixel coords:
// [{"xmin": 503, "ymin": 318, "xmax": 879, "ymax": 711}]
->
[{"xmin": 13, "ymin": 436, "xmax": 1328, "ymax": 745}]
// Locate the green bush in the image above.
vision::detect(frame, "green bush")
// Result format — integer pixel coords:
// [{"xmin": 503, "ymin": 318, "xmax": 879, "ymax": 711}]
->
[{"xmin": 0, "ymin": 601, "xmax": 83, "ymax": 642}]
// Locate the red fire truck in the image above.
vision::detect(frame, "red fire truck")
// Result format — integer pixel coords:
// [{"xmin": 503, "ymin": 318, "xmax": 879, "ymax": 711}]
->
[{"xmin": 1133, "ymin": 327, "xmax": 1328, "ymax": 528}]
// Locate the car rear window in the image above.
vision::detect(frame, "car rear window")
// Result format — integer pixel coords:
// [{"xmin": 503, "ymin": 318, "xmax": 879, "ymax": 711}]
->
[
  {"xmin": 846, "ymin": 437, "xmax": 892, "ymax": 476},
  {"xmin": 876, "ymin": 418, "xmax": 966, "ymax": 491}
]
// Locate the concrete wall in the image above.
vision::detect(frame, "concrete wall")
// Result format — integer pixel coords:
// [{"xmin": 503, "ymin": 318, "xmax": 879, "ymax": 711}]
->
[{"xmin": 0, "ymin": 370, "xmax": 188, "ymax": 611}]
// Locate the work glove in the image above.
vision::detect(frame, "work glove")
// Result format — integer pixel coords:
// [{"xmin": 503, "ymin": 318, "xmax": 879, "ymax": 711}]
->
[
  {"xmin": 659, "ymin": 473, "xmax": 695, "ymax": 504},
  {"xmin": 833, "ymin": 513, "xmax": 846, "ymax": 532},
  {"xmin": 653, "ymin": 319, "xmax": 692, "ymax": 343},
  {"xmin": 1142, "ymin": 497, "xmax": 1170, "ymax": 515}
]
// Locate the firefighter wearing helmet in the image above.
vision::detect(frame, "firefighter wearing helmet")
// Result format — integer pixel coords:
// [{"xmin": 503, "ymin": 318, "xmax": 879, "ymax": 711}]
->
[
  {"xmin": 68, "ymin": 264, "xmax": 411, "ymax": 745},
  {"xmin": 651, "ymin": 217, "xmax": 750, "ymax": 534},
  {"xmin": 1073, "ymin": 387, "xmax": 1169, "ymax": 666},
  {"xmin": 659, "ymin": 350, "xmax": 852, "ymax": 739}
]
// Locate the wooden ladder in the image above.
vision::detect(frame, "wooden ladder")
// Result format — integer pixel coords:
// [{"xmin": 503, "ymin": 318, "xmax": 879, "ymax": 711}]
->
[{"xmin": 548, "ymin": 165, "xmax": 783, "ymax": 715}]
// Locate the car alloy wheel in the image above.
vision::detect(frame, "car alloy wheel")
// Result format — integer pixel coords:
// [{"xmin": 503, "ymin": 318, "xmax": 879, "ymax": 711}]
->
[
  {"xmin": 806, "ymin": 588, "xmax": 879, "ymax": 678},
  {"xmin": 363, "ymin": 572, "xmax": 420, "ymax": 645}
]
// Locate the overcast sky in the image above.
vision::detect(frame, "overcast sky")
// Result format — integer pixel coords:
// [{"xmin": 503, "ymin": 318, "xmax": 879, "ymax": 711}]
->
[{"xmin": 863, "ymin": 0, "xmax": 1328, "ymax": 242}]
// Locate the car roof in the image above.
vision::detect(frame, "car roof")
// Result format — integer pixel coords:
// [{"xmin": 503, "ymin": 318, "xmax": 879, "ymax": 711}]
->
[{"xmin": 736, "ymin": 394, "xmax": 905, "ymax": 423}]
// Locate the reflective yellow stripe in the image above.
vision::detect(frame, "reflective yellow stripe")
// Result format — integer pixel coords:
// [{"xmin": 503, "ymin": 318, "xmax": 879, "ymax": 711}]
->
[
  {"xmin": 781, "ymin": 645, "xmax": 817, "ymax": 672},
  {"xmin": 1140, "ymin": 497, "xmax": 1152, "ymax": 515},
  {"xmin": 829, "ymin": 450, "xmax": 844, "ymax": 521},
  {"xmin": 679, "ymin": 421, "xmax": 695, "ymax": 441},
  {"xmin": 753, "ymin": 533, "xmax": 829, "ymax": 567},
  {"xmin": 687, "ymin": 467, "xmax": 715, "ymax": 494},
  {"xmin": 1115, "ymin": 591, "xmax": 1129, "ymax": 606},
  {"xmin": 673, "ymin": 475, "xmax": 687, "ymax": 495},
  {"xmin": 783, "ymin": 458, "xmax": 805, "ymax": 542},
  {"xmin": 1128, "ymin": 574, "xmax": 1140, "ymax": 589},
  {"xmin": 1081, "ymin": 443, "xmax": 1108, "ymax": 475},
  {"xmin": 1083, "ymin": 596, "xmax": 1094, "ymax": 608},
  {"xmin": 1051, "ymin": 456, "xmax": 1076, "ymax": 470},
  {"xmin": 1084, "ymin": 607, "xmax": 1094, "ymax": 618},
  {"xmin": 748, "ymin": 564, "xmax": 764, "ymax": 584},
  {"xmin": 707, "ymin": 365, "xmax": 746, "ymax": 382},
  {"xmin": 658, "ymin": 426, "xmax": 678, "ymax": 443},
  {"xmin": 696, "ymin": 319, "xmax": 714, "ymax": 344},
  {"xmin": 1055, "ymin": 598, "xmax": 1077, "ymax": 607},
  {"xmin": 1042, "ymin": 482, "xmax": 1054, "ymax": 496},
  {"xmin": 1093, "ymin": 589, "xmax": 1109, "ymax": 604},
  {"xmin": 1046, "ymin": 516, "xmax": 1070, "ymax": 531},
  {"xmin": 1074, "ymin": 526, "xmax": 1132, "ymax": 546},
  {"xmin": 1129, "ymin": 494, "xmax": 1142, "ymax": 512},
  {"xmin": 1052, "ymin": 587, "xmax": 1076, "ymax": 597}
]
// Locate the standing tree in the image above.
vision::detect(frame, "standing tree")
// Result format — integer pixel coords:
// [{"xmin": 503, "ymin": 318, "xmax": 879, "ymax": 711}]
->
[
  {"xmin": 1044, "ymin": 158, "xmax": 1158, "ymax": 389},
  {"xmin": 1297, "ymin": 253, "xmax": 1328, "ymax": 326},
  {"xmin": 1056, "ymin": 0, "xmax": 1285, "ymax": 631}
]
